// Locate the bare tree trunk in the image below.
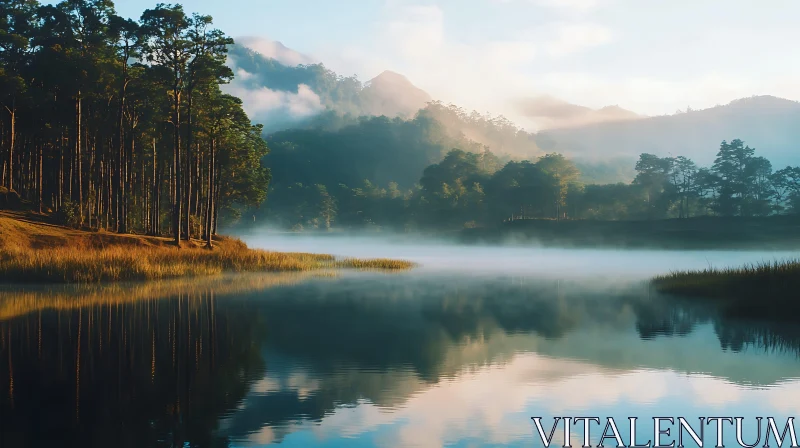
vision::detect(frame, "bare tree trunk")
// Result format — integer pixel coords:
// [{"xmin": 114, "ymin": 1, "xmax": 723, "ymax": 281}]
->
[
  {"xmin": 205, "ymin": 138, "xmax": 215, "ymax": 248},
  {"xmin": 184, "ymin": 89, "xmax": 193, "ymax": 241},
  {"xmin": 58, "ymin": 134, "xmax": 64, "ymax": 211},
  {"xmin": 152, "ymin": 138, "xmax": 157, "ymax": 235},
  {"xmin": 6, "ymin": 102, "xmax": 15, "ymax": 191},
  {"xmin": 75, "ymin": 92, "xmax": 83, "ymax": 225},
  {"xmin": 37, "ymin": 143, "xmax": 42, "ymax": 213},
  {"xmin": 172, "ymin": 85, "xmax": 182, "ymax": 247},
  {"xmin": 116, "ymin": 64, "xmax": 129, "ymax": 234}
]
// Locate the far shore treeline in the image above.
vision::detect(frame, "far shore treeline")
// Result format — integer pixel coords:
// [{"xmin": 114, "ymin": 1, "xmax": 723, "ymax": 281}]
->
[
  {"xmin": 262, "ymin": 132, "xmax": 800, "ymax": 231},
  {"xmin": 0, "ymin": 0, "xmax": 269, "ymax": 245}
]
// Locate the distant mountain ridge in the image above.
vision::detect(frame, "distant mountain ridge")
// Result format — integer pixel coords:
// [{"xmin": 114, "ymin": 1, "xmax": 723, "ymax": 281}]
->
[
  {"xmin": 537, "ymin": 95, "xmax": 800, "ymax": 167},
  {"xmin": 517, "ymin": 95, "xmax": 643, "ymax": 130},
  {"xmin": 227, "ymin": 38, "xmax": 800, "ymax": 171}
]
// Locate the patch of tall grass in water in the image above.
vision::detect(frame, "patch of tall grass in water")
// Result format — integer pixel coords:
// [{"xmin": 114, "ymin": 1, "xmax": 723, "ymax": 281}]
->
[
  {"xmin": 651, "ymin": 260, "xmax": 800, "ymax": 317},
  {"xmin": 0, "ymin": 244, "xmax": 415, "ymax": 284}
]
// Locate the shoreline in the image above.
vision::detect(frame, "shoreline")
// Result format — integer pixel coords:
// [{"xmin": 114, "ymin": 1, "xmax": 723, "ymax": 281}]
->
[{"xmin": 0, "ymin": 213, "xmax": 413, "ymax": 284}]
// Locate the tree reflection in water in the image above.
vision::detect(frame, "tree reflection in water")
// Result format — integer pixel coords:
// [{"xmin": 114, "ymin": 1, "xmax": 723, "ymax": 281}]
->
[{"xmin": 0, "ymin": 272, "xmax": 799, "ymax": 447}]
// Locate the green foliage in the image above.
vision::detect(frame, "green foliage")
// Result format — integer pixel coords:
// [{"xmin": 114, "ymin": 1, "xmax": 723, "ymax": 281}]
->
[
  {"xmin": 254, "ymin": 132, "xmax": 800, "ymax": 231},
  {"xmin": 0, "ymin": 0, "xmax": 270, "ymax": 238},
  {"xmin": 55, "ymin": 199, "xmax": 81, "ymax": 228}
]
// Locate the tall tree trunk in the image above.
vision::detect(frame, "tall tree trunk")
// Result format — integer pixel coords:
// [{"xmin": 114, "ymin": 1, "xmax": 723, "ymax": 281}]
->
[
  {"xmin": 5, "ymin": 101, "xmax": 15, "ymax": 191},
  {"xmin": 205, "ymin": 138, "xmax": 215, "ymax": 248},
  {"xmin": 184, "ymin": 88, "xmax": 193, "ymax": 241},
  {"xmin": 116, "ymin": 65, "xmax": 128, "ymax": 233},
  {"xmin": 37, "ymin": 143, "xmax": 42, "ymax": 213},
  {"xmin": 58, "ymin": 134, "xmax": 64, "ymax": 211},
  {"xmin": 151, "ymin": 137, "xmax": 158, "ymax": 236},
  {"xmin": 172, "ymin": 84, "xmax": 182, "ymax": 247},
  {"xmin": 75, "ymin": 92, "xmax": 83, "ymax": 225},
  {"xmin": 212, "ymin": 150, "xmax": 220, "ymax": 236}
]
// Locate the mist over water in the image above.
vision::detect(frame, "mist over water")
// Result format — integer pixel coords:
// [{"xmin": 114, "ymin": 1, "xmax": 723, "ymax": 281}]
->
[
  {"xmin": 4, "ymin": 233, "xmax": 800, "ymax": 447},
  {"xmin": 238, "ymin": 229, "xmax": 800, "ymax": 279}
]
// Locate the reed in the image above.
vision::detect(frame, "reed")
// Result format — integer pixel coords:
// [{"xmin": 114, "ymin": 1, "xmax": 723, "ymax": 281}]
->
[{"xmin": 651, "ymin": 260, "xmax": 800, "ymax": 316}]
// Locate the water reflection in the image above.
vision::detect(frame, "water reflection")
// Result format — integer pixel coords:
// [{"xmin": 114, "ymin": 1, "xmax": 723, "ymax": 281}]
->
[{"xmin": 0, "ymin": 271, "xmax": 798, "ymax": 447}]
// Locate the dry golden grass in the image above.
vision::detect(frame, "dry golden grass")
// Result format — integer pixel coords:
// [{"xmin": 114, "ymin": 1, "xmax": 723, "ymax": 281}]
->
[{"xmin": 0, "ymin": 213, "xmax": 414, "ymax": 284}]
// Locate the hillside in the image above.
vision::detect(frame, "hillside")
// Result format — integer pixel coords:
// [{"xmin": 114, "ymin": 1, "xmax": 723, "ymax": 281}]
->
[
  {"xmin": 360, "ymin": 70, "xmax": 432, "ymax": 118},
  {"xmin": 536, "ymin": 96, "xmax": 800, "ymax": 167},
  {"xmin": 517, "ymin": 95, "xmax": 643, "ymax": 129},
  {"xmin": 226, "ymin": 40, "xmax": 800, "ymax": 183},
  {"xmin": 226, "ymin": 43, "xmax": 432, "ymax": 128}
]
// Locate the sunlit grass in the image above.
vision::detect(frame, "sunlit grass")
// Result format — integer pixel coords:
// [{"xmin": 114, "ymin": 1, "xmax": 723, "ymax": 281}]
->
[
  {"xmin": 0, "ymin": 244, "xmax": 415, "ymax": 284},
  {"xmin": 0, "ymin": 214, "xmax": 415, "ymax": 284}
]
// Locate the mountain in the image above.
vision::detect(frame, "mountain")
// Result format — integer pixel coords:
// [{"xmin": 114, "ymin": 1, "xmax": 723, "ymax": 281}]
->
[
  {"xmin": 517, "ymin": 95, "xmax": 643, "ymax": 130},
  {"xmin": 225, "ymin": 42, "xmax": 432, "ymax": 130},
  {"xmin": 536, "ymin": 96, "xmax": 800, "ymax": 167},
  {"xmin": 235, "ymin": 37, "xmax": 316, "ymax": 67},
  {"xmin": 360, "ymin": 70, "xmax": 432, "ymax": 118}
]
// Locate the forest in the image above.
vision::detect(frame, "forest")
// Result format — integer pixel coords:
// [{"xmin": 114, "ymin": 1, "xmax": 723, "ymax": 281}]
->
[
  {"xmin": 5, "ymin": 2, "xmax": 800, "ymax": 238},
  {"xmin": 261, "ymin": 132, "xmax": 800, "ymax": 232},
  {"xmin": 0, "ymin": 0, "xmax": 269, "ymax": 246}
]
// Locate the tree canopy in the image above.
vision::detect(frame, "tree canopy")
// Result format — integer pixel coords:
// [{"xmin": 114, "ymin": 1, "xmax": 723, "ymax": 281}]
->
[{"xmin": 0, "ymin": 0, "xmax": 269, "ymax": 246}]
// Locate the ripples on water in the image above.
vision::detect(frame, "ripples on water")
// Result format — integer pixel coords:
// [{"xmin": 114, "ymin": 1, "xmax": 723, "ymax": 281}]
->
[{"xmin": 1, "ymin": 241, "xmax": 799, "ymax": 447}]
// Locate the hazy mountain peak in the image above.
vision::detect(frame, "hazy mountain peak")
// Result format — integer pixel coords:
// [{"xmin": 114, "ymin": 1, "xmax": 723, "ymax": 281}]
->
[
  {"xmin": 368, "ymin": 70, "xmax": 413, "ymax": 85},
  {"xmin": 723, "ymin": 95, "xmax": 800, "ymax": 111},
  {"xmin": 236, "ymin": 36, "xmax": 316, "ymax": 67},
  {"xmin": 361, "ymin": 70, "xmax": 432, "ymax": 118},
  {"xmin": 518, "ymin": 96, "xmax": 642, "ymax": 130}
]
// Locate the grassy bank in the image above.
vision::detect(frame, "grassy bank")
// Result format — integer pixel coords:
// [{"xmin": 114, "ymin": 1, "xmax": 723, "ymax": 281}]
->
[
  {"xmin": 651, "ymin": 260, "xmax": 800, "ymax": 317},
  {"xmin": 0, "ymin": 213, "xmax": 413, "ymax": 283}
]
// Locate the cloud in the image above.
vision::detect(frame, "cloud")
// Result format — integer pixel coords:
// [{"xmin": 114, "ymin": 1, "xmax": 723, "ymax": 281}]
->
[
  {"xmin": 229, "ymin": 350, "xmax": 800, "ymax": 448},
  {"xmin": 493, "ymin": 0, "xmax": 605, "ymax": 13},
  {"xmin": 544, "ymin": 22, "xmax": 614, "ymax": 56},
  {"xmin": 224, "ymin": 50, "xmax": 323, "ymax": 123},
  {"xmin": 384, "ymin": 5, "xmax": 445, "ymax": 61},
  {"xmin": 366, "ymin": 3, "xmax": 542, "ymax": 121},
  {"xmin": 533, "ymin": 0, "xmax": 603, "ymax": 12},
  {"xmin": 236, "ymin": 36, "xmax": 316, "ymax": 66},
  {"xmin": 222, "ymin": 80, "xmax": 324, "ymax": 121}
]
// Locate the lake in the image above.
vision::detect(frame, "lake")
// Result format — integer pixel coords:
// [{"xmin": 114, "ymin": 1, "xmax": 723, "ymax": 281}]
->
[{"xmin": 1, "ymin": 235, "xmax": 800, "ymax": 447}]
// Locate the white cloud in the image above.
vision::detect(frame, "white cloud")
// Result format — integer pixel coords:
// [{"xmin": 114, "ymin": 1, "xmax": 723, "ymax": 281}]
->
[
  {"xmin": 222, "ymin": 81, "xmax": 324, "ymax": 120},
  {"xmin": 366, "ymin": 3, "xmax": 543, "ymax": 121},
  {"xmin": 544, "ymin": 22, "xmax": 614, "ymax": 56},
  {"xmin": 229, "ymin": 350, "xmax": 800, "ymax": 448},
  {"xmin": 384, "ymin": 5, "xmax": 446, "ymax": 60},
  {"xmin": 534, "ymin": 0, "xmax": 603, "ymax": 13},
  {"xmin": 493, "ymin": 0, "xmax": 605, "ymax": 13}
]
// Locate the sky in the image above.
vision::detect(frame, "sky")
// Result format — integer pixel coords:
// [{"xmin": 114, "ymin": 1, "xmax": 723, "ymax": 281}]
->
[{"xmin": 105, "ymin": 0, "xmax": 800, "ymax": 122}]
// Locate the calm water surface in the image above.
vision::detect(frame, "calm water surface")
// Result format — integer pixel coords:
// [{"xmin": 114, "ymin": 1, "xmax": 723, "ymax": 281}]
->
[{"xmin": 1, "ymin": 237, "xmax": 799, "ymax": 447}]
